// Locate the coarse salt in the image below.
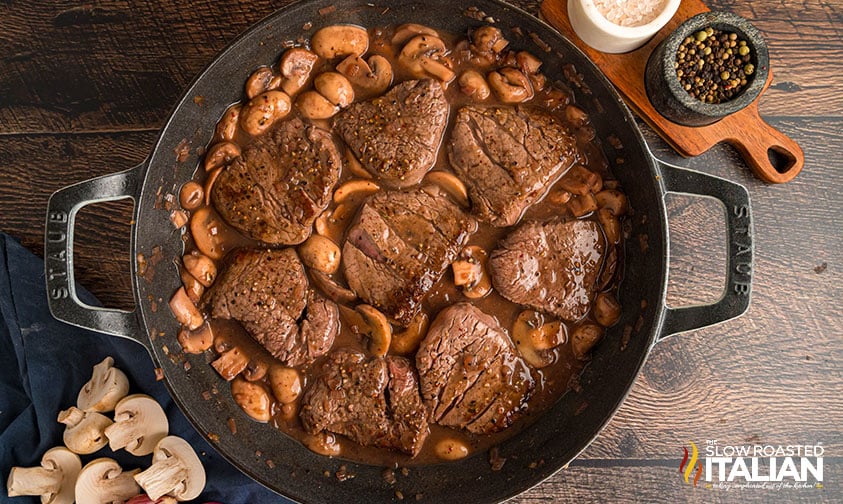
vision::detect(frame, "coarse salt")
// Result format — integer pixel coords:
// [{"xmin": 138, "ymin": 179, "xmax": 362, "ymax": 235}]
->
[{"xmin": 593, "ymin": 0, "xmax": 667, "ymax": 27}]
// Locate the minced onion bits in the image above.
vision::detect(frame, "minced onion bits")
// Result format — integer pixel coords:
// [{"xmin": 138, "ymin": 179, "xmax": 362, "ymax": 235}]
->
[{"xmin": 674, "ymin": 27, "xmax": 755, "ymax": 104}]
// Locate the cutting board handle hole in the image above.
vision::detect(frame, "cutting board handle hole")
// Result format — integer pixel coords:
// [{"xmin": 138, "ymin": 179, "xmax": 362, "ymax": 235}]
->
[{"xmin": 768, "ymin": 146, "xmax": 796, "ymax": 174}]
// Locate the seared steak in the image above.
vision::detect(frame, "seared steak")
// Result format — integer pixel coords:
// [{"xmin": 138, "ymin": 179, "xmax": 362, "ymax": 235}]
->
[
  {"xmin": 333, "ymin": 79, "xmax": 448, "ymax": 188},
  {"xmin": 416, "ymin": 303, "xmax": 533, "ymax": 434},
  {"xmin": 489, "ymin": 219, "xmax": 605, "ymax": 321},
  {"xmin": 300, "ymin": 349, "xmax": 429, "ymax": 456},
  {"xmin": 205, "ymin": 248, "xmax": 338, "ymax": 366},
  {"xmin": 211, "ymin": 117, "xmax": 341, "ymax": 245},
  {"xmin": 448, "ymin": 105, "xmax": 578, "ymax": 226},
  {"xmin": 342, "ymin": 188, "xmax": 476, "ymax": 325}
]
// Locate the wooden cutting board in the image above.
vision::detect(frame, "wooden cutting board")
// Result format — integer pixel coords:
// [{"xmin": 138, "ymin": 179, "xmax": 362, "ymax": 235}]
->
[{"xmin": 540, "ymin": 0, "xmax": 803, "ymax": 183}]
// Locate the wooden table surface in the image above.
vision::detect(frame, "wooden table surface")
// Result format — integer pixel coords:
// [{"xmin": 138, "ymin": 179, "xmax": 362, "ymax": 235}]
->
[{"xmin": 1, "ymin": 0, "xmax": 840, "ymax": 502}]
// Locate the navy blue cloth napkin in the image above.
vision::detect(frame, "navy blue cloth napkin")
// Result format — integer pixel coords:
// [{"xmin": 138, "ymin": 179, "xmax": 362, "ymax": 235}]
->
[{"xmin": 0, "ymin": 234, "xmax": 290, "ymax": 504}]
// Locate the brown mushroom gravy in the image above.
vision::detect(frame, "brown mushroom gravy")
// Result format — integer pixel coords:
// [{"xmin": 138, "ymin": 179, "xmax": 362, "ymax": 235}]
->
[{"xmin": 171, "ymin": 23, "xmax": 628, "ymax": 466}]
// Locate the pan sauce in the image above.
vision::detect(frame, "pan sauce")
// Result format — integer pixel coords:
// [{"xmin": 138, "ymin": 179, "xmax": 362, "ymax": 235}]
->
[{"xmin": 172, "ymin": 23, "xmax": 628, "ymax": 466}]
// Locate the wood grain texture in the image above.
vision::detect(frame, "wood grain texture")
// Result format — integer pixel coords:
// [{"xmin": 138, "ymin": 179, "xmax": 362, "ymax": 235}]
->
[{"xmin": 0, "ymin": 0, "xmax": 840, "ymax": 502}]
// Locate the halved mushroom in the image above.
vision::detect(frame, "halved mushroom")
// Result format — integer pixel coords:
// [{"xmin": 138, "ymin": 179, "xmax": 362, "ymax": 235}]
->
[
  {"xmin": 133, "ymin": 436, "xmax": 205, "ymax": 502},
  {"xmin": 568, "ymin": 193, "xmax": 599, "ymax": 218},
  {"xmin": 471, "ymin": 26, "xmax": 509, "ymax": 55},
  {"xmin": 58, "ymin": 407, "xmax": 112, "ymax": 455},
  {"xmin": 245, "ymin": 66, "xmax": 277, "ymax": 99},
  {"xmin": 311, "ymin": 25, "xmax": 369, "ymax": 59},
  {"xmin": 512, "ymin": 310, "xmax": 566, "ymax": 368},
  {"xmin": 302, "ymin": 432, "xmax": 341, "ymax": 457},
  {"xmin": 203, "ymin": 142, "xmax": 240, "ymax": 172},
  {"xmin": 104, "ymin": 394, "xmax": 169, "ymax": 457},
  {"xmin": 168, "ymin": 287, "xmax": 204, "ymax": 331},
  {"xmin": 179, "ymin": 269, "xmax": 203, "ymax": 304},
  {"xmin": 595, "ymin": 189, "xmax": 629, "ymax": 216},
  {"xmin": 452, "ymin": 246, "xmax": 491, "ymax": 299},
  {"xmin": 298, "ymin": 234, "xmax": 341, "ymax": 274},
  {"xmin": 189, "ymin": 206, "xmax": 238, "ymax": 260},
  {"xmin": 279, "ymin": 48, "xmax": 319, "ymax": 96},
  {"xmin": 230, "ymin": 377, "xmax": 272, "ymax": 422},
  {"xmin": 597, "ymin": 208, "xmax": 621, "ymax": 245},
  {"xmin": 458, "ymin": 70, "xmax": 491, "ymax": 101},
  {"xmin": 571, "ymin": 323, "xmax": 604, "ymax": 360},
  {"xmin": 336, "ymin": 54, "xmax": 393, "ymax": 97},
  {"xmin": 516, "ymin": 51, "xmax": 543, "ymax": 75},
  {"xmin": 75, "ymin": 458, "xmax": 140, "ymax": 504},
  {"xmin": 77, "ymin": 357, "xmax": 130, "ymax": 413},
  {"xmin": 423, "ymin": 171, "xmax": 469, "ymax": 208},
  {"xmin": 239, "ymin": 90, "xmax": 292, "ymax": 136},
  {"xmin": 333, "ymin": 179, "xmax": 380, "ymax": 204},
  {"xmin": 268, "ymin": 365, "xmax": 302, "ymax": 404},
  {"xmin": 177, "ymin": 322, "xmax": 214, "ymax": 354},
  {"xmin": 392, "ymin": 23, "xmax": 439, "ymax": 45},
  {"xmin": 565, "ymin": 104, "xmax": 590, "ymax": 128},
  {"xmin": 557, "ymin": 164, "xmax": 602, "ymax": 196},
  {"xmin": 7, "ymin": 447, "xmax": 82, "ymax": 504},
  {"xmin": 352, "ymin": 304, "xmax": 392, "ymax": 357},
  {"xmin": 314, "ymin": 72, "xmax": 354, "ymax": 108},
  {"xmin": 390, "ymin": 312, "xmax": 429, "ymax": 356},
  {"xmin": 488, "ymin": 67, "xmax": 534, "ymax": 103},
  {"xmin": 182, "ymin": 251, "xmax": 216, "ymax": 288},
  {"xmin": 296, "ymin": 90, "xmax": 339, "ymax": 119},
  {"xmin": 399, "ymin": 35, "xmax": 454, "ymax": 84}
]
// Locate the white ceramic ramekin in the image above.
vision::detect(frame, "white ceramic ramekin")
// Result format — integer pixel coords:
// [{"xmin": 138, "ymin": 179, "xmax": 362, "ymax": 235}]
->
[{"xmin": 567, "ymin": 0, "xmax": 681, "ymax": 53}]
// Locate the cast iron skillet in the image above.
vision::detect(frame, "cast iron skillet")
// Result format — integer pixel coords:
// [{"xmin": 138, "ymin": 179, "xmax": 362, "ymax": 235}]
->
[{"xmin": 44, "ymin": 0, "xmax": 754, "ymax": 502}]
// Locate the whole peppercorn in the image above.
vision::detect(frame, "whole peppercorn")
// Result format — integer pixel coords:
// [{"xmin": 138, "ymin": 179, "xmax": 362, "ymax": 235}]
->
[{"xmin": 674, "ymin": 27, "xmax": 756, "ymax": 104}]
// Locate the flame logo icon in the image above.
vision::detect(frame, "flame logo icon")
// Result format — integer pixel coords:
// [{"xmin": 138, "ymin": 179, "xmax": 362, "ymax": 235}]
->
[{"xmin": 679, "ymin": 441, "xmax": 704, "ymax": 487}]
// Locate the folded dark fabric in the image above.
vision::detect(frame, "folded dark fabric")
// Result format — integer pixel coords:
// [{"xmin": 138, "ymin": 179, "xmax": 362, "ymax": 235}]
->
[{"xmin": 0, "ymin": 233, "xmax": 288, "ymax": 504}]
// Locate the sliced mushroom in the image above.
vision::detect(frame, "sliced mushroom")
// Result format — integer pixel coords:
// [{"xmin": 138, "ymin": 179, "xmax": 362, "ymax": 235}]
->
[
  {"xmin": 458, "ymin": 70, "xmax": 491, "ymax": 100},
  {"xmin": 355, "ymin": 304, "xmax": 392, "ymax": 357},
  {"xmin": 182, "ymin": 252, "xmax": 216, "ymax": 288},
  {"xmin": 314, "ymin": 72, "xmax": 354, "ymax": 108},
  {"xmin": 512, "ymin": 310, "xmax": 565, "ymax": 368},
  {"xmin": 344, "ymin": 148, "xmax": 372, "ymax": 179},
  {"xmin": 104, "ymin": 394, "xmax": 169, "ymax": 457},
  {"xmin": 594, "ymin": 292, "xmax": 622, "ymax": 327},
  {"xmin": 299, "ymin": 234, "xmax": 341, "ymax": 274},
  {"xmin": 390, "ymin": 311, "xmax": 429, "ymax": 356},
  {"xmin": 599, "ymin": 246, "xmax": 619, "ymax": 290},
  {"xmin": 133, "ymin": 436, "xmax": 205, "ymax": 502},
  {"xmin": 240, "ymin": 90, "xmax": 292, "ymax": 136},
  {"xmin": 311, "ymin": 25, "xmax": 369, "ymax": 59},
  {"xmin": 177, "ymin": 322, "xmax": 214, "ymax": 354},
  {"xmin": 392, "ymin": 23, "xmax": 439, "ymax": 45},
  {"xmin": 452, "ymin": 246, "xmax": 491, "ymax": 299},
  {"xmin": 571, "ymin": 323, "xmax": 604, "ymax": 360},
  {"xmin": 336, "ymin": 54, "xmax": 393, "ymax": 96},
  {"xmin": 314, "ymin": 203, "xmax": 353, "ymax": 244},
  {"xmin": 77, "ymin": 357, "xmax": 130, "ymax": 413},
  {"xmin": 230, "ymin": 377, "xmax": 271, "ymax": 423},
  {"xmin": 565, "ymin": 104, "xmax": 590, "ymax": 128},
  {"xmin": 302, "ymin": 432, "xmax": 341, "ymax": 457},
  {"xmin": 516, "ymin": 51, "xmax": 543, "ymax": 75},
  {"xmin": 74, "ymin": 458, "xmax": 140, "ymax": 504},
  {"xmin": 168, "ymin": 287, "xmax": 204, "ymax": 331},
  {"xmin": 333, "ymin": 179, "xmax": 380, "ymax": 204},
  {"xmin": 58, "ymin": 407, "xmax": 112, "ymax": 455},
  {"xmin": 423, "ymin": 171, "xmax": 469, "ymax": 208},
  {"xmin": 488, "ymin": 67, "xmax": 534, "ymax": 103},
  {"xmin": 178, "ymin": 181, "xmax": 203, "ymax": 211},
  {"xmin": 308, "ymin": 269, "xmax": 357, "ymax": 304},
  {"xmin": 213, "ymin": 104, "xmax": 240, "ymax": 143},
  {"xmin": 7, "ymin": 447, "xmax": 82, "ymax": 504},
  {"xmin": 268, "ymin": 365, "xmax": 302, "ymax": 404},
  {"xmin": 203, "ymin": 167, "xmax": 222, "ymax": 207},
  {"xmin": 296, "ymin": 90, "xmax": 339, "ymax": 119},
  {"xmin": 245, "ymin": 66, "xmax": 276, "ymax": 99},
  {"xmin": 399, "ymin": 35, "xmax": 453, "ymax": 83},
  {"xmin": 179, "ymin": 269, "xmax": 203, "ymax": 304},
  {"xmin": 203, "ymin": 142, "xmax": 240, "ymax": 172},
  {"xmin": 279, "ymin": 48, "xmax": 319, "ymax": 96},
  {"xmin": 210, "ymin": 346, "xmax": 249, "ymax": 381}
]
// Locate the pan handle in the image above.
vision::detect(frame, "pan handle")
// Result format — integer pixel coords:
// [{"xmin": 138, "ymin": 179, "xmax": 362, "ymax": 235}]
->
[
  {"xmin": 656, "ymin": 162, "xmax": 753, "ymax": 340},
  {"xmin": 44, "ymin": 163, "xmax": 150, "ymax": 351}
]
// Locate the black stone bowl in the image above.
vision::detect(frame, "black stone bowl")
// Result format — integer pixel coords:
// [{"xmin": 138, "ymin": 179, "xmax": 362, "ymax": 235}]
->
[{"xmin": 645, "ymin": 11, "xmax": 769, "ymax": 126}]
